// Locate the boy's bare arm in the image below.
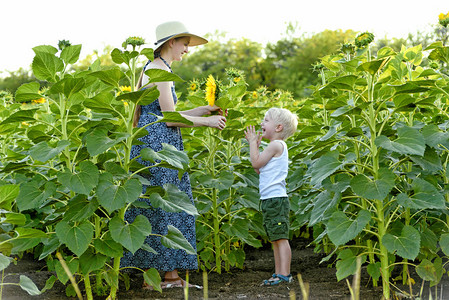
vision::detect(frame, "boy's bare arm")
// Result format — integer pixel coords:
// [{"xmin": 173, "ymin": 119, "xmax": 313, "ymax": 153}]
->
[{"xmin": 245, "ymin": 126, "xmax": 282, "ymax": 169}]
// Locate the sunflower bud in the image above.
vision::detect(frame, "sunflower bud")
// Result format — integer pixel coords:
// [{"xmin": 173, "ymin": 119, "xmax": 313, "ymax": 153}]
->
[
  {"xmin": 355, "ymin": 32, "xmax": 375, "ymax": 48},
  {"xmin": 122, "ymin": 36, "xmax": 145, "ymax": 49},
  {"xmin": 58, "ymin": 40, "xmax": 71, "ymax": 51},
  {"xmin": 340, "ymin": 43, "xmax": 355, "ymax": 56}
]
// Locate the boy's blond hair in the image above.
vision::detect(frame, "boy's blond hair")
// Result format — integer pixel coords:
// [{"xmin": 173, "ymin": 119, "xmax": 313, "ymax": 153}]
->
[{"xmin": 266, "ymin": 108, "xmax": 298, "ymax": 140}]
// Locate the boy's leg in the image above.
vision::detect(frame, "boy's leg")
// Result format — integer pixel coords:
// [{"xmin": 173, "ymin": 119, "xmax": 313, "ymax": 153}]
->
[{"xmin": 273, "ymin": 239, "xmax": 291, "ymax": 276}]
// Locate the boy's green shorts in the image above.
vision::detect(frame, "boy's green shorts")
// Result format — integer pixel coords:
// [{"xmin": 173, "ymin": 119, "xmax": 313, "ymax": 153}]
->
[{"xmin": 260, "ymin": 196, "xmax": 290, "ymax": 242}]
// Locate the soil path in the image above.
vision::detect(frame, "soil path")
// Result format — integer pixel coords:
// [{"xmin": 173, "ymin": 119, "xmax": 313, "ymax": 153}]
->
[{"xmin": 0, "ymin": 238, "xmax": 409, "ymax": 299}]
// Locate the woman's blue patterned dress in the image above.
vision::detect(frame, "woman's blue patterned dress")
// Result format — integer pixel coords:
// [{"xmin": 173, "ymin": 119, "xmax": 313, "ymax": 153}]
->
[{"xmin": 120, "ymin": 60, "xmax": 198, "ymax": 271}]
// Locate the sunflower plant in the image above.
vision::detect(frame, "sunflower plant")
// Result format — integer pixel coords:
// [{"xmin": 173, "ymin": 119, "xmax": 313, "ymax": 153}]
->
[{"xmin": 0, "ymin": 38, "xmax": 197, "ymax": 300}]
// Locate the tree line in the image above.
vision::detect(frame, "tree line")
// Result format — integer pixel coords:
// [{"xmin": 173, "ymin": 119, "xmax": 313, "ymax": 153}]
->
[{"xmin": 0, "ymin": 23, "xmax": 445, "ymax": 98}]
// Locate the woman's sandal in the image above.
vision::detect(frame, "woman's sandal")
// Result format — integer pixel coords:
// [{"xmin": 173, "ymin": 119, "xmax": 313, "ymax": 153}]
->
[
  {"xmin": 143, "ymin": 276, "xmax": 203, "ymax": 290},
  {"xmin": 262, "ymin": 273, "xmax": 293, "ymax": 286}
]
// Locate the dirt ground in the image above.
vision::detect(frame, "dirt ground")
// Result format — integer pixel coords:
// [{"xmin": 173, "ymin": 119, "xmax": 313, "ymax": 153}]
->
[{"xmin": 2, "ymin": 237, "xmax": 447, "ymax": 300}]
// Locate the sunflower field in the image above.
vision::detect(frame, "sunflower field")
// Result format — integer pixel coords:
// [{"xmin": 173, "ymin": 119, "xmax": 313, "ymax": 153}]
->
[{"xmin": 1, "ymin": 16, "xmax": 449, "ymax": 300}]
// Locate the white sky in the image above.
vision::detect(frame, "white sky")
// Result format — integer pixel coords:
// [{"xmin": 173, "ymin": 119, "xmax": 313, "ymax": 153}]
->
[{"xmin": 0, "ymin": 0, "xmax": 448, "ymax": 75}]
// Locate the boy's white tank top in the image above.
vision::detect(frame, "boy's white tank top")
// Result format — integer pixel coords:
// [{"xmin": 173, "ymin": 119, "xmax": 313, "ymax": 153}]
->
[{"xmin": 259, "ymin": 140, "xmax": 288, "ymax": 200}]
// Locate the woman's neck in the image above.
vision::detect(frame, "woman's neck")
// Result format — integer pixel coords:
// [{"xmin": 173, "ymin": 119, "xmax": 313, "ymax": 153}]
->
[{"xmin": 159, "ymin": 54, "xmax": 172, "ymax": 67}]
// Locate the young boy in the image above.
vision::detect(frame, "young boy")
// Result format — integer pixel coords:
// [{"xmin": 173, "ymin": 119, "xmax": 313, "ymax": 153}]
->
[{"xmin": 244, "ymin": 107, "xmax": 298, "ymax": 286}]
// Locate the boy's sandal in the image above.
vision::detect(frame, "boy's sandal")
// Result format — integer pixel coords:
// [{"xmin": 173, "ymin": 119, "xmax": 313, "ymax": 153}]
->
[{"xmin": 262, "ymin": 273, "xmax": 293, "ymax": 286}]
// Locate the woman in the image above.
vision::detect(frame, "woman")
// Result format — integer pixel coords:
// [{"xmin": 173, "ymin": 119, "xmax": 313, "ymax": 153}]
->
[{"xmin": 120, "ymin": 21, "xmax": 226, "ymax": 289}]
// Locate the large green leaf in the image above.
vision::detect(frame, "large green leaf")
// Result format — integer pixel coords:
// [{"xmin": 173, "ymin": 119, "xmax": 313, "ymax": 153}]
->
[
  {"xmin": 428, "ymin": 46, "xmax": 449, "ymax": 65},
  {"xmin": 79, "ymin": 249, "xmax": 108, "ymax": 275},
  {"xmin": 308, "ymin": 151, "xmax": 343, "ymax": 186},
  {"xmin": 63, "ymin": 195, "xmax": 99, "ymax": 222},
  {"xmin": 143, "ymin": 268, "xmax": 162, "ymax": 293},
  {"xmin": 110, "ymin": 48, "xmax": 138, "ymax": 65},
  {"xmin": 0, "ymin": 253, "xmax": 11, "ymax": 271},
  {"xmin": 49, "ymin": 76, "xmax": 85, "ymax": 99},
  {"xmin": 309, "ymin": 190, "xmax": 340, "ymax": 226},
  {"xmin": 0, "ymin": 108, "xmax": 38, "ymax": 125},
  {"xmin": 439, "ymin": 233, "xmax": 449, "ymax": 256},
  {"xmin": 322, "ymin": 75, "xmax": 357, "ymax": 92},
  {"xmin": 57, "ymin": 161, "xmax": 99, "ymax": 195},
  {"xmin": 0, "ymin": 184, "xmax": 19, "ymax": 210},
  {"xmin": 159, "ymin": 111, "xmax": 194, "ymax": 126},
  {"xmin": 116, "ymin": 86, "xmax": 159, "ymax": 105},
  {"xmin": 92, "ymin": 233, "xmax": 123, "ymax": 258},
  {"xmin": 326, "ymin": 210, "xmax": 371, "ymax": 246},
  {"xmin": 39, "ymin": 235, "xmax": 61, "ymax": 260},
  {"xmin": 2, "ymin": 212, "xmax": 26, "ymax": 226},
  {"xmin": 55, "ymin": 257, "xmax": 78, "ymax": 285},
  {"xmin": 227, "ymin": 85, "xmax": 247, "ymax": 98},
  {"xmin": 147, "ymin": 184, "xmax": 198, "ymax": 216},
  {"xmin": 222, "ymin": 218, "xmax": 262, "ymax": 248},
  {"xmin": 416, "ymin": 258, "xmax": 444, "ymax": 286},
  {"xmin": 421, "ymin": 124, "xmax": 449, "ymax": 149},
  {"xmin": 15, "ymin": 228, "xmax": 47, "ymax": 239},
  {"xmin": 89, "ymin": 68, "xmax": 124, "ymax": 88},
  {"xmin": 29, "ymin": 140, "xmax": 71, "ymax": 162},
  {"xmin": 109, "ymin": 215, "xmax": 151, "ymax": 254},
  {"xmin": 60, "ymin": 44, "xmax": 82, "ymax": 65},
  {"xmin": 19, "ymin": 275, "xmax": 41, "ymax": 296},
  {"xmin": 356, "ymin": 58, "xmax": 388, "ymax": 75},
  {"xmin": 32, "ymin": 50, "xmax": 64, "ymax": 82},
  {"xmin": 350, "ymin": 167, "xmax": 395, "ymax": 200},
  {"xmin": 410, "ymin": 148, "xmax": 442, "ymax": 173},
  {"xmin": 97, "ymin": 173, "xmax": 142, "ymax": 214},
  {"xmin": 396, "ymin": 178, "xmax": 445, "ymax": 209},
  {"xmin": 335, "ymin": 249, "xmax": 366, "ymax": 281},
  {"xmin": 382, "ymin": 225, "xmax": 420, "ymax": 260},
  {"xmin": 144, "ymin": 69, "xmax": 185, "ymax": 84},
  {"xmin": 375, "ymin": 126, "xmax": 425, "ymax": 156},
  {"xmin": 84, "ymin": 126, "xmax": 129, "ymax": 156},
  {"xmin": 141, "ymin": 143, "xmax": 189, "ymax": 171},
  {"xmin": 55, "ymin": 220, "xmax": 93, "ymax": 257},
  {"xmin": 161, "ymin": 225, "xmax": 196, "ymax": 255},
  {"xmin": 14, "ymin": 82, "xmax": 42, "ymax": 102},
  {"xmin": 16, "ymin": 180, "xmax": 56, "ymax": 211}
]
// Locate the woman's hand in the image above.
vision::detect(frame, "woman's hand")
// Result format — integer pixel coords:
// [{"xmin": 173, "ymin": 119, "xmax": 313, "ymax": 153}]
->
[
  {"xmin": 208, "ymin": 115, "xmax": 227, "ymax": 130},
  {"xmin": 204, "ymin": 105, "xmax": 228, "ymax": 116}
]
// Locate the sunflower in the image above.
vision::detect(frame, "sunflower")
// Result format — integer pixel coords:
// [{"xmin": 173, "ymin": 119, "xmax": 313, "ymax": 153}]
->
[
  {"xmin": 439, "ymin": 12, "xmax": 449, "ymax": 27},
  {"xmin": 205, "ymin": 75, "xmax": 217, "ymax": 106},
  {"xmin": 190, "ymin": 82, "xmax": 198, "ymax": 92},
  {"xmin": 32, "ymin": 97, "xmax": 46, "ymax": 104},
  {"xmin": 233, "ymin": 77, "xmax": 241, "ymax": 83},
  {"xmin": 252, "ymin": 91, "xmax": 258, "ymax": 99},
  {"xmin": 117, "ymin": 86, "xmax": 131, "ymax": 96},
  {"xmin": 354, "ymin": 32, "xmax": 375, "ymax": 48}
]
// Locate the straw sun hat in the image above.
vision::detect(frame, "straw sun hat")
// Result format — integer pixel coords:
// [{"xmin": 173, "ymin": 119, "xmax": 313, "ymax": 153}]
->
[{"xmin": 153, "ymin": 21, "xmax": 208, "ymax": 51}]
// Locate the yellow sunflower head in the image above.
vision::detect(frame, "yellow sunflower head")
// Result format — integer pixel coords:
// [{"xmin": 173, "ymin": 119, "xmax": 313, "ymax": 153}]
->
[
  {"xmin": 439, "ymin": 12, "xmax": 449, "ymax": 27},
  {"xmin": 205, "ymin": 74, "xmax": 217, "ymax": 106},
  {"xmin": 252, "ymin": 91, "xmax": 258, "ymax": 99},
  {"xmin": 233, "ymin": 77, "xmax": 241, "ymax": 83},
  {"xmin": 117, "ymin": 86, "xmax": 131, "ymax": 96},
  {"xmin": 31, "ymin": 97, "xmax": 46, "ymax": 104},
  {"xmin": 190, "ymin": 82, "xmax": 198, "ymax": 92}
]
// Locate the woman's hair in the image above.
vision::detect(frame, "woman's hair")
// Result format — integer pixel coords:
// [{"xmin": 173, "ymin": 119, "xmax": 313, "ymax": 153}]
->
[
  {"xmin": 265, "ymin": 107, "xmax": 298, "ymax": 140},
  {"xmin": 132, "ymin": 36, "xmax": 187, "ymax": 128}
]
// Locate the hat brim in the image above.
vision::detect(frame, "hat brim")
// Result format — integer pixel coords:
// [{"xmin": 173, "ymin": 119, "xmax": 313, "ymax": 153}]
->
[{"xmin": 154, "ymin": 33, "xmax": 208, "ymax": 51}]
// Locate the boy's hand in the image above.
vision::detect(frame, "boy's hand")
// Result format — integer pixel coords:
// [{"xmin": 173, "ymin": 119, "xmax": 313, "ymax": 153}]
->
[{"xmin": 244, "ymin": 125, "xmax": 262, "ymax": 146}]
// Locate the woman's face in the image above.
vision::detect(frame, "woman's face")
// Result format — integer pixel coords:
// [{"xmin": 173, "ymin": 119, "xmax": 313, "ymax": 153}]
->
[{"xmin": 171, "ymin": 37, "xmax": 190, "ymax": 61}]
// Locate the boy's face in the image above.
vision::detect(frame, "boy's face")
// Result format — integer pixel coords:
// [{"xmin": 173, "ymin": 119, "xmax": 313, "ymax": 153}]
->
[{"xmin": 260, "ymin": 113, "xmax": 278, "ymax": 140}]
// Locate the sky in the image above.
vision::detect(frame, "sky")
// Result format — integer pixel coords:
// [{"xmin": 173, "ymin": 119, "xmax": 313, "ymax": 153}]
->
[{"xmin": 0, "ymin": 0, "xmax": 448, "ymax": 75}]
